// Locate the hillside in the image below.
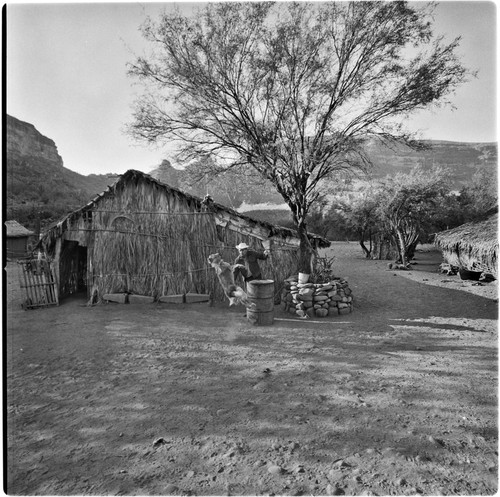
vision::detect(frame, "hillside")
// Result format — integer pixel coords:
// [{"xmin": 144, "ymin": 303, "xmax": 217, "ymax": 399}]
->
[
  {"xmin": 5, "ymin": 114, "xmax": 497, "ymax": 232},
  {"xmin": 5, "ymin": 115, "xmax": 113, "ymax": 231},
  {"xmin": 364, "ymin": 139, "xmax": 497, "ymax": 187},
  {"xmin": 150, "ymin": 139, "xmax": 497, "ymax": 209}
]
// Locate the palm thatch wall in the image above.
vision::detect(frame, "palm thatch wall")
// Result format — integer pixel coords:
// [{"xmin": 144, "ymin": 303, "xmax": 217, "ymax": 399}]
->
[
  {"xmin": 39, "ymin": 170, "xmax": 329, "ymax": 302},
  {"xmin": 434, "ymin": 213, "xmax": 498, "ymax": 277}
]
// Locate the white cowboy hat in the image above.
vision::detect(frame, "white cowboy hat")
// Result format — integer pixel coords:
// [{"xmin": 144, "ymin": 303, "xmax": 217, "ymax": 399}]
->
[{"xmin": 235, "ymin": 242, "xmax": 249, "ymax": 250}]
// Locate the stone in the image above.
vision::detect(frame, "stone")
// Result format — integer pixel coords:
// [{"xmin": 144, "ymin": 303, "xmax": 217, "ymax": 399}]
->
[
  {"xmin": 327, "ymin": 484, "xmax": 345, "ymax": 495},
  {"xmin": 159, "ymin": 294, "xmax": 185, "ymax": 304},
  {"xmin": 315, "ymin": 309, "xmax": 328, "ymax": 318},
  {"xmin": 428, "ymin": 435, "xmax": 444, "ymax": 446},
  {"xmin": 328, "ymin": 469, "xmax": 343, "ymax": 480},
  {"xmin": 185, "ymin": 293, "xmax": 210, "ymax": 303},
  {"xmin": 314, "ymin": 291, "xmax": 329, "ymax": 297},
  {"xmin": 128, "ymin": 294, "xmax": 155, "ymax": 304},
  {"xmin": 299, "ymin": 288, "xmax": 314, "ymax": 296},
  {"xmin": 320, "ymin": 284, "xmax": 333, "ymax": 291},
  {"xmin": 314, "ymin": 304, "xmax": 323, "ymax": 309},
  {"xmin": 306, "ymin": 308, "xmax": 315, "ymax": 318},
  {"xmin": 313, "ymin": 295, "xmax": 328, "ymax": 301},
  {"xmin": 164, "ymin": 484, "xmax": 178, "ymax": 494},
  {"xmin": 338, "ymin": 303, "xmax": 349, "ymax": 309},
  {"xmin": 330, "ymin": 295, "xmax": 342, "ymax": 301},
  {"xmin": 268, "ymin": 464, "xmax": 283, "ymax": 475},
  {"xmin": 298, "ymin": 294, "xmax": 313, "ymax": 301},
  {"xmin": 302, "ymin": 301, "xmax": 313, "ymax": 308},
  {"xmin": 103, "ymin": 293, "xmax": 128, "ymax": 304},
  {"xmin": 153, "ymin": 437, "xmax": 168, "ymax": 447}
]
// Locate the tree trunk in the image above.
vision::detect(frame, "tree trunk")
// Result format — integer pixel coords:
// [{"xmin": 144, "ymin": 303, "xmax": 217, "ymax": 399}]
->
[
  {"xmin": 297, "ymin": 222, "xmax": 315, "ymax": 274},
  {"xmin": 395, "ymin": 228, "xmax": 407, "ymax": 266},
  {"xmin": 407, "ymin": 240, "xmax": 418, "ymax": 261},
  {"xmin": 359, "ymin": 240, "xmax": 371, "ymax": 258},
  {"xmin": 359, "ymin": 229, "xmax": 374, "ymax": 258}
]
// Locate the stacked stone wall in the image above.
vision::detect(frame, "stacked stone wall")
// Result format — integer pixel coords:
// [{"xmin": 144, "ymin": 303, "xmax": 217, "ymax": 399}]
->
[{"xmin": 282, "ymin": 278, "xmax": 353, "ymax": 318}]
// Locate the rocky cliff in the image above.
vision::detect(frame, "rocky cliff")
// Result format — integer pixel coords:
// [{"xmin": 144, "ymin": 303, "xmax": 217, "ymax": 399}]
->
[
  {"xmin": 7, "ymin": 114, "xmax": 64, "ymax": 168},
  {"xmin": 6, "ymin": 115, "xmax": 111, "ymax": 231}
]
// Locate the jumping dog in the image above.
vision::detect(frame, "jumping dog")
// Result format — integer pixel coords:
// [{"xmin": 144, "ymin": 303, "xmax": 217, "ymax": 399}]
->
[{"xmin": 208, "ymin": 253, "xmax": 256, "ymax": 308}]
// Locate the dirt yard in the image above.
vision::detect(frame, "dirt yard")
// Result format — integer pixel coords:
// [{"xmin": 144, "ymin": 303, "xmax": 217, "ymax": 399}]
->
[{"xmin": 5, "ymin": 243, "xmax": 498, "ymax": 496}]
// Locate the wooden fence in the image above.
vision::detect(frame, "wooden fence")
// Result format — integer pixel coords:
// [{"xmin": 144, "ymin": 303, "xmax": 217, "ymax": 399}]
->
[{"xmin": 17, "ymin": 257, "xmax": 59, "ymax": 309}]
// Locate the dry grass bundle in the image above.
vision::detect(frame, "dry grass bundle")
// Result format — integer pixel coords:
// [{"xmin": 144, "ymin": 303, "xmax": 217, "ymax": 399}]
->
[
  {"xmin": 39, "ymin": 170, "xmax": 327, "ymax": 303},
  {"xmin": 90, "ymin": 176, "xmax": 222, "ymax": 300},
  {"xmin": 434, "ymin": 213, "xmax": 498, "ymax": 276}
]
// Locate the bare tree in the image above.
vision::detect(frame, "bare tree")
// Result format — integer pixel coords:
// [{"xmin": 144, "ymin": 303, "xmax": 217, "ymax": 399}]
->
[{"xmin": 127, "ymin": 1, "xmax": 470, "ymax": 272}]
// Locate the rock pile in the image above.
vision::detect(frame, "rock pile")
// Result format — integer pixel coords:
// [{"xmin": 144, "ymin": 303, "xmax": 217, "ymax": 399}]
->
[{"xmin": 282, "ymin": 277, "xmax": 353, "ymax": 318}]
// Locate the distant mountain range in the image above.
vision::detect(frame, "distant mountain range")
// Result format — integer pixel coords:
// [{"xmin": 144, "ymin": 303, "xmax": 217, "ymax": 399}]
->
[
  {"xmin": 5, "ymin": 114, "xmax": 497, "ymax": 231},
  {"xmin": 363, "ymin": 139, "xmax": 497, "ymax": 187}
]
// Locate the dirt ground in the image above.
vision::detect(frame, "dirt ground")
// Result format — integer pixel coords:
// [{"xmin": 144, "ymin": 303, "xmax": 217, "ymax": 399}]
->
[{"xmin": 5, "ymin": 242, "xmax": 498, "ymax": 496}]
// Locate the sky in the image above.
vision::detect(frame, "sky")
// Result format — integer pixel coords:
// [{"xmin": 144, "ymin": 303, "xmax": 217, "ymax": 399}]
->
[{"xmin": 6, "ymin": 1, "xmax": 498, "ymax": 176}]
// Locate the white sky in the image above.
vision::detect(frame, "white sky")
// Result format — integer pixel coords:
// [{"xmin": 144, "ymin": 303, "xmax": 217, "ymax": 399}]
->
[{"xmin": 6, "ymin": 1, "xmax": 498, "ymax": 176}]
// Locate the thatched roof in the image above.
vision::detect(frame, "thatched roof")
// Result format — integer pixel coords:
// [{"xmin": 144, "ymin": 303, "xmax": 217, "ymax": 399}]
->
[
  {"xmin": 434, "ymin": 212, "xmax": 498, "ymax": 273},
  {"xmin": 40, "ymin": 169, "xmax": 330, "ymax": 248},
  {"xmin": 5, "ymin": 220, "xmax": 34, "ymax": 238}
]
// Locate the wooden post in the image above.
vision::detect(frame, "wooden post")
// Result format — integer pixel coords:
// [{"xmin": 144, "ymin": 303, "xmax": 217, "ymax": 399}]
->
[{"xmin": 53, "ymin": 238, "xmax": 62, "ymax": 302}]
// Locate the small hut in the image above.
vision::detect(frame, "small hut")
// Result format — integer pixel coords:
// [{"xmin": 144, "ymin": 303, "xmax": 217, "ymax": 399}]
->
[
  {"xmin": 38, "ymin": 170, "xmax": 330, "ymax": 302},
  {"xmin": 434, "ymin": 211, "xmax": 498, "ymax": 278},
  {"xmin": 5, "ymin": 220, "xmax": 34, "ymax": 259}
]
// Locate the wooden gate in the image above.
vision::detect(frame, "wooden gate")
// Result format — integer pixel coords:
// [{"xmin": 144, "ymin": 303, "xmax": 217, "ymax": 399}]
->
[{"xmin": 18, "ymin": 257, "xmax": 59, "ymax": 309}]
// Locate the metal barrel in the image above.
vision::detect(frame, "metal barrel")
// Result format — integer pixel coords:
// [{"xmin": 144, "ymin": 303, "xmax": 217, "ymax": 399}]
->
[{"xmin": 246, "ymin": 279, "xmax": 275, "ymax": 326}]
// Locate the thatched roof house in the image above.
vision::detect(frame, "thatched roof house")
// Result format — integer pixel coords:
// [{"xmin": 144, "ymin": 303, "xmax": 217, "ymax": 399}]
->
[
  {"xmin": 5, "ymin": 220, "xmax": 34, "ymax": 258},
  {"xmin": 38, "ymin": 169, "xmax": 330, "ymax": 302},
  {"xmin": 434, "ymin": 212, "xmax": 498, "ymax": 277}
]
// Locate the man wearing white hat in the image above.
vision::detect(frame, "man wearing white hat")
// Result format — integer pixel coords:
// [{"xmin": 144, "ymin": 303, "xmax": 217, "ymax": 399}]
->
[{"xmin": 233, "ymin": 242, "xmax": 270, "ymax": 282}]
